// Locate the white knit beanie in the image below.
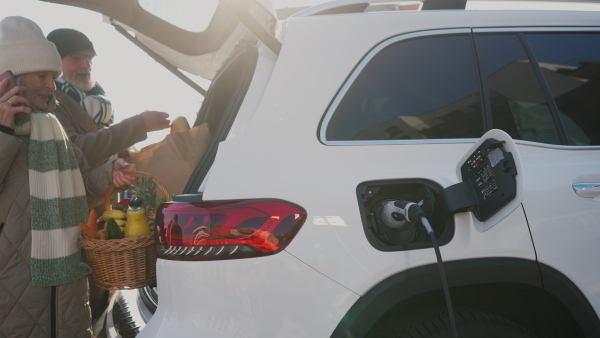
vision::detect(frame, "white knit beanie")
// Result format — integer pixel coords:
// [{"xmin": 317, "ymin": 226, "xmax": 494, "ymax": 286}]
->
[{"xmin": 0, "ymin": 16, "xmax": 62, "ymax": 77}]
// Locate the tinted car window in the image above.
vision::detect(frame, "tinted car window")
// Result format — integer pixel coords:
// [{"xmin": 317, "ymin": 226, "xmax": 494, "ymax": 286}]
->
[
  {"xmin": 525, "ymin": 32, "xmax": 600, "ymax": 145},
  {"xmin": 325, "ymin": 34, "xmax": 483, "ymax": 141},
  {"xmin": 475, "ymin": 33, "xmax": 561, "ymax": 145}
]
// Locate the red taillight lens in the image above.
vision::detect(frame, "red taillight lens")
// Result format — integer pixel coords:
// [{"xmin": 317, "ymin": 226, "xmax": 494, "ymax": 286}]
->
[{"xmin": 155, "ymin": 199, "xmax": 307, "ymax": 261}]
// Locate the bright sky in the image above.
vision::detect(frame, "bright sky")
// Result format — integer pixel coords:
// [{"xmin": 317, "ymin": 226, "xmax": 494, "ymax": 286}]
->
[
  {"xmin": 2, "ymin": 0, "xmax": 324, "ymax": 148},
  {"xmin": 3, "ymin": 0, "xmax": 208, "ymax": 149}
]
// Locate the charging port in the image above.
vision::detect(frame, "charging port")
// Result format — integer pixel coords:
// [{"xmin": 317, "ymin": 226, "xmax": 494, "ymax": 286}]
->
[{"xmin": 357, "ymin": 180, "xmax": 454, "ymax": 252}]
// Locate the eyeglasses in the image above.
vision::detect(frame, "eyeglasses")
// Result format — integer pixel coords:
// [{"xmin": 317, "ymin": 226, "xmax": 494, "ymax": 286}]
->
[{"xmin": 67, "ymin": 53, "xmax": 95, "ymax": 64}]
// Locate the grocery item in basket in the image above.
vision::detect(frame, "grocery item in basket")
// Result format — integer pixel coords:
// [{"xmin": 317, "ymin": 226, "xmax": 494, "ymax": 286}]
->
[
  {"xmin": 107, "ymin": 219, "xmax": 126, "ymax": 227},
  {"xmin": 106, "ymin": 218, "xmax": 124, "ymax": 239},
  {"xmin": 79, "ymin": 171, "xmax": 168, "ymax": 290},
  {"xmin": 79, "ymin": 222, "xmax": 99, "ymax": 239},
  {"xmin": 88, "ymin": 209, "xmax": 98, "ymax": 231},
  {"xmin": 124, "ymin": 197, "xmax": 151, "ymax": 238},
  {"xmin": 100, "ymin": 209, "xmax": 126, "ymax": 221}
]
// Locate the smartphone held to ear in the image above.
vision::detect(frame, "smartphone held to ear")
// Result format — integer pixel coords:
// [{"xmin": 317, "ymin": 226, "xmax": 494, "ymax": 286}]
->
[{"xmin": 0, "ymin": 70, "xmax": 16, "ymax": 96}]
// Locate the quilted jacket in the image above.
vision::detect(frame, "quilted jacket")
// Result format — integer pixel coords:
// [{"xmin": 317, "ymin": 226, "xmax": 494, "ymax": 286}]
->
[{"xmin": 0, "ymin": 130, "xmax": 113, "ymax": 337}]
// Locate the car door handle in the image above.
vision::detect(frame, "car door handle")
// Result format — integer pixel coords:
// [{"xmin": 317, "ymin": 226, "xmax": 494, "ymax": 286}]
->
[{"xmin": 572, "ymin": 182, "xmax": 600, "ymax": 198}]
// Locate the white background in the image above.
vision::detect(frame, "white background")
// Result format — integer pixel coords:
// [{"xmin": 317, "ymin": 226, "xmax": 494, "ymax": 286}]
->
[
  {"xmin": 2, "ymin": 0, "xmax": 323, "ymax": 148},
  {"xmin": 3, "ymin": 0, "xmax": 206, "ymax": 149}
]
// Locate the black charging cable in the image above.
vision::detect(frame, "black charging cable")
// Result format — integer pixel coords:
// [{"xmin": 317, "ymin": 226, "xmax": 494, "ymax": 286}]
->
[{"xmin": 393, "ymin": 200, "xmax": 458, "ymax": 338}]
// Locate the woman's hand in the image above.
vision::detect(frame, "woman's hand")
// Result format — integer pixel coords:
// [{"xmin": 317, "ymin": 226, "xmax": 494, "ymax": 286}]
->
[
  {"xmin": 112, "ymin": 158, "xmax": 137, "ymax": 188},
  {"xmin": 0, "ymin": 80, "xmax": 30, "ymax": 129}
]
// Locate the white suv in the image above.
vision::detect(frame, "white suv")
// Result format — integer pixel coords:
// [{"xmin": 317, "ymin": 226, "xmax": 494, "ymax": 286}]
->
[{"xmin": 47, "ymin": 0, "xmax": 600, "ymax": 337}]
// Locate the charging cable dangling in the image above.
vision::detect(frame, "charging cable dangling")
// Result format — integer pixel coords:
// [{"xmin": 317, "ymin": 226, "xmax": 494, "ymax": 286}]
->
[{"xmin": 391, "ymin": 200, "xmax": 458, "ymax": 338}]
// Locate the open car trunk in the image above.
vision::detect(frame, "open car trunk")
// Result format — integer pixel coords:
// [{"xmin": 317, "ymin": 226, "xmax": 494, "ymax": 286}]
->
[
  {"xmin": 36, "ymin": 3, "xmax": 278, "ymax": 336},
  {"xmin": 41, "ymin": 0, "xmax": 278, "ymax": 79}
]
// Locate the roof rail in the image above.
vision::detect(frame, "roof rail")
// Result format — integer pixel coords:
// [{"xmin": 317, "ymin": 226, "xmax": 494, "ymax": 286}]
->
[
  {"xmin": 292, "ymin": 0, "xmax": 467, "ymax": 17},
  {"xmin": 422, "ymin": 0, "xmax": 468, "ymax": 10}
]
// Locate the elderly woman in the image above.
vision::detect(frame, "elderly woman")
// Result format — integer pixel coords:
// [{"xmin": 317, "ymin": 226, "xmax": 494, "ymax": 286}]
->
[{"xmin": 0, "ymin": 16, "xmax": 136, "ymax": 337}]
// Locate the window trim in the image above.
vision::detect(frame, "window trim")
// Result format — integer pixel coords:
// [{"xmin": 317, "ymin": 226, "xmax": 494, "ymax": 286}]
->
[
  {"xmin": 320, "ymin": 26, "xmax": 600, "ymax": 146},
  {"xmin": 472, "ymin": 27, "xmax": 600, "ymax": 34}
]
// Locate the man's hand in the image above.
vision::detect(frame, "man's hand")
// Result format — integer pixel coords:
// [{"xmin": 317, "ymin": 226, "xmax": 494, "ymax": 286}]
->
[
  {"xmin": 140, "ymin": 110, "xmax": 170, "ymax": 132},
  {"xmin": 112, "ymin": 158, "xmax": 137, "ymax": 188}
]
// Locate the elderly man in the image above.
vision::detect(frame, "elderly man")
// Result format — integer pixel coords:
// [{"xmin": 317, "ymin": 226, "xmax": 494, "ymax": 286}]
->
[
  {"xmin": 47, "ymin": 28, "xmax": 170, "ymax": 168},
  {"xmin": 47, "ymin": 28, "xmax": 170, "ymax": 329}
]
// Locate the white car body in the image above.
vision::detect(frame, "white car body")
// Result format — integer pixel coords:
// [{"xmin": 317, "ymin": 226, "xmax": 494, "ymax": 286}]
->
[
  {"xmin": 150, "ymin": 9, "xmax": 600, "ymax": 337},
  {"xmin": 43, "ymin": 0, "xmax": 600, "ymax": 337}
]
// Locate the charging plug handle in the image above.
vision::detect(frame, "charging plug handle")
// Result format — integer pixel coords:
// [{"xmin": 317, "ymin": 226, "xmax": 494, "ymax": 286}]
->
[{"xmin": 393, "ymin": 200, "xmax": 428, "ymax": 227}]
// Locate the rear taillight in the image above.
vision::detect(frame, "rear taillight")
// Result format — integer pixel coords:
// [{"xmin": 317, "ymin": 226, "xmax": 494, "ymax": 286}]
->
[{"xmin": 155, "ymin": 199, "xmax": 307, "ymax": 260}]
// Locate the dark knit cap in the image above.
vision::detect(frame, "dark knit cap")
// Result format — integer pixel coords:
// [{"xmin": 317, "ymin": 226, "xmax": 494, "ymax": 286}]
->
[{"xmin": 46, "ymin": 28, "xmax": 95, "ymax": 57}]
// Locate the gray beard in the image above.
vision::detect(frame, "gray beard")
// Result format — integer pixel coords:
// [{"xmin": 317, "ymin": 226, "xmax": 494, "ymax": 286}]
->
[{"xmin": 63, "ymin": 75, "xmax": 96, "ymax": 92}]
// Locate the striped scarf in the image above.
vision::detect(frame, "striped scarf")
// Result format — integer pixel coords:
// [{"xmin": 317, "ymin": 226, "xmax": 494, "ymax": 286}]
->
[
  {"xmin": 55, "ymin": 78, "xmax": 113, "ymax": 129},
  {"xmin": 21, "ymin": 111, "xmax": 91, "ymax": 287}
]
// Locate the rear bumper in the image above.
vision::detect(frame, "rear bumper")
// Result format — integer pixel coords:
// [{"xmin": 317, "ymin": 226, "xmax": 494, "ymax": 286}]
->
[{"xmin": 137, "ymin": 251, "xmax": 360, "ymax": 337}]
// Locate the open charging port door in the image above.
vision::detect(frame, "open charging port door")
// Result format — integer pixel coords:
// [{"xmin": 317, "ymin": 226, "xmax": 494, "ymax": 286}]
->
[{"xmin": 440, "ymin": 129, "xmax": 525, "ymax": 232}]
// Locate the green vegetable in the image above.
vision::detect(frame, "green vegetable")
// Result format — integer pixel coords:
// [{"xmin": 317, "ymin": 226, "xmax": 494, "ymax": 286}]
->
[
  {"xmin": 106, "ymin": 218, "xmax": 124, "ymax": 239},
  {"xmin": 114, "ymin": 205, "xmax": 128, "ymax": 213}
]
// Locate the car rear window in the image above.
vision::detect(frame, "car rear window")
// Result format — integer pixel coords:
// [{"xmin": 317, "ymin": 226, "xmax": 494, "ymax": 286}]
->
[{"xmin": 324, "ymin": 34, "xmax": 483, "ymax": 141}]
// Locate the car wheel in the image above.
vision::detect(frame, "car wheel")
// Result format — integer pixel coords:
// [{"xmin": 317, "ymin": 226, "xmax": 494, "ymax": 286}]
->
[
  {"xmin": 112, "ymin": 293, "xmax": 141, "ymax": 338},
  {"xmin": 368, "ymin": 307, "xmax": 537, "ymax": 338}
]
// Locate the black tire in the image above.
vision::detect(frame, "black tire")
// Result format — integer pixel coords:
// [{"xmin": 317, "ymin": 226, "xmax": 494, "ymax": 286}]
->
[
  {"xmin": 368, "ymin": 307, "xmax": 537, "ymax": 338},
  {"xmin": 112, "ymin": 293, "xmax": 141, "ymax": 338}
]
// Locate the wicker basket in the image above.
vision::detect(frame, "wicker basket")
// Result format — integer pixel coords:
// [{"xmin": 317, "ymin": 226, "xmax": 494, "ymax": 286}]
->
[{"xmin": 79, "ymin": 171, "xmax": 171, "ymax": 290}]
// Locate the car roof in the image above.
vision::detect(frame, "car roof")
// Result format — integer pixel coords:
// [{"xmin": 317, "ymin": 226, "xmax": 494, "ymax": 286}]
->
[{"xmin": 41, "ymin": 0, "xmax": 600, "ymax": 80}]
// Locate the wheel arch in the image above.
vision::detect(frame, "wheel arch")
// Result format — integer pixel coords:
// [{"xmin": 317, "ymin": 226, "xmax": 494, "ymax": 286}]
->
[{"xmin": 330, "ymin": 257, "xmax": 600, "ymax": 337}]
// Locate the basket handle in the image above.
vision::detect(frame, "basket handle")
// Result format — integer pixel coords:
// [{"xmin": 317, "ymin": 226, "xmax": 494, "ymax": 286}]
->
[{"xmin": 103, "ymin": 171, "xmax": 172, "ymax": 211}]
